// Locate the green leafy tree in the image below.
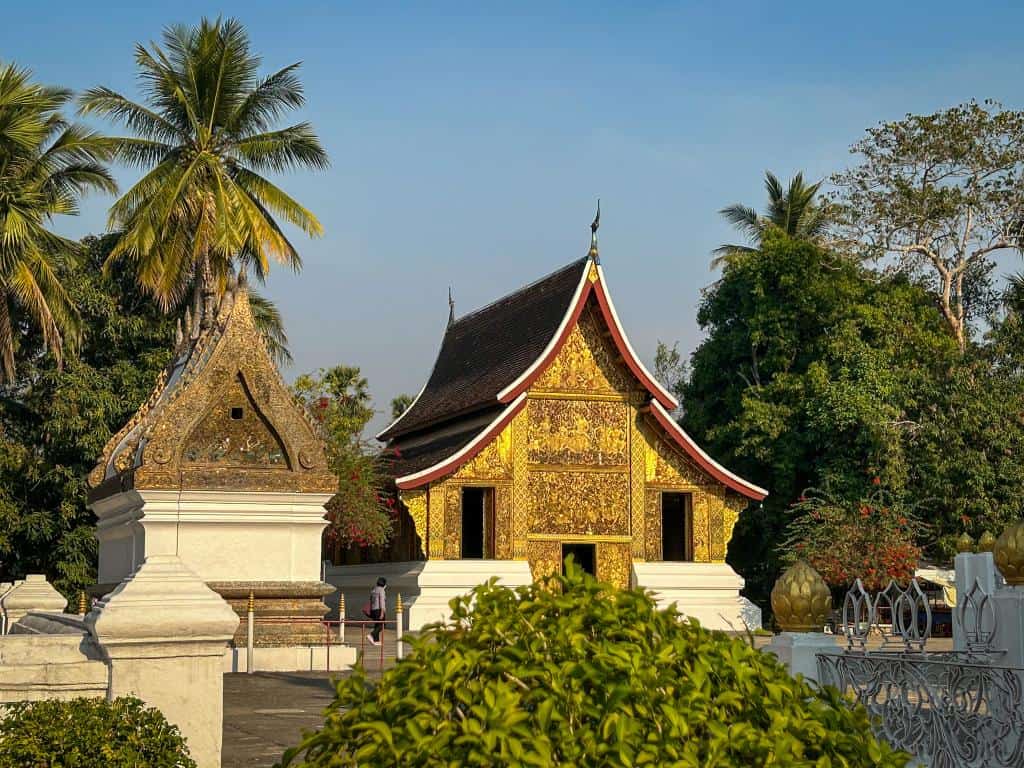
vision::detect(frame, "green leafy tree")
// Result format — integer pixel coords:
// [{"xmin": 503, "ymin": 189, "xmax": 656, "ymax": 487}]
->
[
  {"xmin": 833, "ymin": 100, "xmax": 1024, "ymax": 351},
  {"xmin": 293, "ymin": 366, "xmax": 393, "ymax": 554},
  {"xmin": 79, "ymin": 17, "xmax": 328, "ymax": 357},
  {"xmin": 712, "ymin": 171, "xmax": 831, "ymax": 268},
  {"xmin": 683, "ymin": 228, "xmax": 959, "ymax": 609},
  {"xmin": 0, "ymin": 234, "xmax": 175, "ymax": 596},
  {"xmin": 653, "ymin": 340, "xmax": 686, "ymax": 410},
  {"xmin": 281, "ymin": 567, "xmax": 909, "ymax": 767},
  {"xmin": 0, "ymin": 62, "xmax": 115, "ymax": 382}
]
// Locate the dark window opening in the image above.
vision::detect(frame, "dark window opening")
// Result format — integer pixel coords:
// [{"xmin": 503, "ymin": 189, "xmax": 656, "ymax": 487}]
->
[
  {"xmin": 461, "ymin": 487, "xmax": 495, "ymax": 558},
  {"xmin": 230, "ymin": 407, "xmax": 244, "ymax": 420},
  {"xmin": 662, "ymin": 492, "xmax": 693, "ymax": 561},
  {"xmin": 562, "ymin": 543, "xmax": 596, "ymax": 577}
]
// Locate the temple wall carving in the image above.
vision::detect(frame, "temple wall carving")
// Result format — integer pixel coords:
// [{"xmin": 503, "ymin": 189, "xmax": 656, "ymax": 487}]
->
[{"xmin": 398, "ymin": 303, "xmax": 751, "ymax": 588}]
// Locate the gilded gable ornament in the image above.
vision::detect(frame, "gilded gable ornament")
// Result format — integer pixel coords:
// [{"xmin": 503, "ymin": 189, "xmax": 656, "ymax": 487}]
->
[
  {"xmin": 533, "ymin": 307, "xmax": 630, "ymax": 394},
  {"xmin": 88, "ymin": 281, "xmax": 334, "ymax": 497},
  {"xmin": 526, "ymin": 399, "xmax": 627, "ymax": 466}
]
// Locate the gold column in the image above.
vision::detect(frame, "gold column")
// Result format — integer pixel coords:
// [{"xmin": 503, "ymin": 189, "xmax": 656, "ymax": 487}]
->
[
  {"xmin": 427, "ymin": 484, "xmax": 445, "ymax": 559},
  {"xmin": 511, "ymin": 409, "xmax": 529, "ymax": 559},
  {"xmin": 628, "ymin": 409, "xmax": 646, "ymax": 560}
]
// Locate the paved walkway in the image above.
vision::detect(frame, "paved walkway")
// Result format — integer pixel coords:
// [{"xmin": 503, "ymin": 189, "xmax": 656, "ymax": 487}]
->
[{"xmin": 222, "ymin": 672, "xmax": 343, "ymax": 768}]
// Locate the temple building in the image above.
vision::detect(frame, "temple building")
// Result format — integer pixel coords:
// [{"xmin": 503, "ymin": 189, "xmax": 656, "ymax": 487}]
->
[
  {"xmin": 88, "ymin": 277, "xmax": 342, "ymax": 659},
  {"xmin": 327, "ymin": 220, "xmax": 767, "ymax": 631}
]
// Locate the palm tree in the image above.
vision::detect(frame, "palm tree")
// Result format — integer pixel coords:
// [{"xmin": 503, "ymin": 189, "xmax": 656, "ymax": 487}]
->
[
  {"xmin": 0, "ymin": 63, "xmax": 115, "ymax": 382},
  {"xmin": 79, "ymin": 17, "xmax": 328, "ymax": 363},
  {"xmin": 712, "ymin": 171, "xmax": 831, "ymax": 268}
]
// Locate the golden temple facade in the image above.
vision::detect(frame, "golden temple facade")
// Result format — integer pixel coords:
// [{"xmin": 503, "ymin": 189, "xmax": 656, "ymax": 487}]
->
[{"xmin": 381, "ymin": 248, "xmax": 766, "ymax": 590}]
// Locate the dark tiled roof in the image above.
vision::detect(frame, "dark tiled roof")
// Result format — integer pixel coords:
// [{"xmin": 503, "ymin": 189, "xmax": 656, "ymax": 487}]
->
[
  {"xmin": 380, "ymin": 257, "xmax": 587, "ymax": 441},
  {"xmin": 381, "ymin": 418, "xmax": 495, "ymax": 480}
]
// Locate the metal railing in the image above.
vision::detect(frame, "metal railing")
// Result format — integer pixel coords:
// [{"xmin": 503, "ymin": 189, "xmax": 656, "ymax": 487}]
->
[
  {"xmin": 241, "ymin": 592, "xmax": 407, "ymax": 674},
  {"xmin": 817, "ymin": 652, "xmax": 1024, "ymax": 768}
]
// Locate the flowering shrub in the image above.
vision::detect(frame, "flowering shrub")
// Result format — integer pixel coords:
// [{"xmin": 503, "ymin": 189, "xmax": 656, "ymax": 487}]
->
[
  {"xmin": 293, "ymin": 367, "xmax": 393, "ymax": 550},
  {"xmin": 783, "ymin": 484, "xmax": 923, "ymax": 590}
]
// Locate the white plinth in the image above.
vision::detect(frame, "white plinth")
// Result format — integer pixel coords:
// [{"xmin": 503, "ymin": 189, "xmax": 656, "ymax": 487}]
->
[
  {"xmin": 632, "ymin": 562, "xmax": 762, "ymax": 631},
  {"xmin": 223, "ymin": 644, "xmax": 356, "ymax": 673},
  {"xmin": 990, "ymin": 585, "xmax": 1024, "ymax": 668},
  {"xmin": 1, "ymin": 575, "xmax": 68, "ymax": 631},
  {"xmin": 92, "ymin": 489, "xmax": 331, "ymax": 586},
  {"xmin": 764, "ymin": 632, "xmax": 840, "ymax": 683}
]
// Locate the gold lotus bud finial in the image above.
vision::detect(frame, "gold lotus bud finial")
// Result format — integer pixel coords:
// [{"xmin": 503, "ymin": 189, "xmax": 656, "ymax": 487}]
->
[
  {"xmin": 77, "ymin": 590, "xmax": 88, "ymax": 616},
  {"xmin": 396, "ymin": 593, "xmax": 403, "ymax": 614},
  {"xmin": 771, "ymin": 560, "xmax": 832, "ymax": 632},
  {"xmin": 247, "ymin": 590, "xmax": 255, "ymax": 613},
  {"xmin": 977, "ymin": 530, "xmax": 997, "ymax": 553},
  {"xmin": 994, "ymin": 520, "xmax": 1024, "ymax": 586},
  {"xmin": 956, "ymin": 532, "xmax": 975, "ymax": 554}
]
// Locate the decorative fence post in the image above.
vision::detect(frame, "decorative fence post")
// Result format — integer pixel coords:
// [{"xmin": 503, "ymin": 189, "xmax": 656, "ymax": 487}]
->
[
  {"xmin": 246, "ymin": 590, "xmax": 255, "ymax": 674},
  {"xmin": 338, "ymin": 592, "xmax": 346, "ymax": 643},
  {"xmin": 77, "ymin": 590, "xmax": 89, "ymax": 618},
  {"xmin": 953, "ymin": 531, "xmax": 998, "ymax": 651},
  {"xmin": 396, "ymin": 593, "xmax": 404, "ymax": 660},
  {"xmin": 991, "ymin": 521, "xmax": 1024, "ymax": 667},
  {"xmin": 764, "ymin": 561, "xmax": 836, "ymax": 683}
]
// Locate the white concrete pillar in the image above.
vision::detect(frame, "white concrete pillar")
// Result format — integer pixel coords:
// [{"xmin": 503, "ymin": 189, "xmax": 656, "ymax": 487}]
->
[
  {"xmin": 953, "ymin": 552, "xmax": 999, "ymax": 651},
  {"xmin": 1, "ymin": 575, "xmax": 67, "ymax": 632},
  {"xmin": 764, "ymin": 633, "xmax": 840, "ymax": 683},
  {"xmin": 87, "ymin": 555, "xmax": 239, "ymax": 768}
]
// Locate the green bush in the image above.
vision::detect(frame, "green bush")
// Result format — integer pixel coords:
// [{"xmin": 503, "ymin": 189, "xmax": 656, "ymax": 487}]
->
[
  {"xmin": 281, "ymin": 568, "xmax": 909, "ymax": 767},
  {"xmin": 0, "ymin": 696, "xmax": 195, "ymax": 768}
]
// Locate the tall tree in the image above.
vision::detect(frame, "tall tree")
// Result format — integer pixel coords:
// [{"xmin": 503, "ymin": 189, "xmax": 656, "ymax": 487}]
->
[
  {"xmin": 0, "ymin": 235, "xmax": 175, "ymax": 595},
  {"xmin": 389, "ymin": 393, "xmax": 414, "ymax": 421},
  {"xmin": 833, "ymin": 100, "xmax": 1024, "ymax": 351},
  {"xmin": 712, "ymin": 171, "xmax": 831, "ymax": 268},
  {"xmin": 0, "ymin": 63, "xmax": 115, "ymax": 382},
  {"xmin": 79, "ymin": 17, "xmax": 327, "ymax": 356},
  {"xmin": 683, "ymin": 228, "xmax": 961, "ymax": 610}
]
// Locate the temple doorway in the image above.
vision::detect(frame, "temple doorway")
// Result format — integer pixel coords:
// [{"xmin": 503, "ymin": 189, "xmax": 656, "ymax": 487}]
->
[
  {"xmin": 461, "ymin": 487, "xmax": 495, "ymax": 558},
  {"xmin": 662, "ymin": 492, "xmax": 694, "ymax": 561},
  {"xmin": 562, "ymin": 543, "xmax": 596, "ymax": 577}
]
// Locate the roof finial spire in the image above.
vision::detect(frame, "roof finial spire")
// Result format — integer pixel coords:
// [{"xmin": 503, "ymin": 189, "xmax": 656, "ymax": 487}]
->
[
  {"xmin": 448, "ymin": 286, "xmax": 455, "ymax": 327},
  {"xmin": 588, "ymin": 199, "xmax": 601, "ymax": 263}
]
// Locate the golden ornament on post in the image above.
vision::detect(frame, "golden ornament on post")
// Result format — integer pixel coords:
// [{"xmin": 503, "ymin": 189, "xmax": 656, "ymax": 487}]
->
[
  {"xmin": 956, "ymin": 532, "xmax": 975, "ymax": 553},
  {"xmin": 771, "ymin": 561, "xmax": 832, "ymax": 632},
  {"xmin": 994, "ymin": 520, "xmax": 1024, "ymax": 586},
  {"xmin": 77, "ymin": 590, "xmax": 88, "ymax": 616},
  {"xmin": 977, "ymin": 530, "xmax": 997, "ymax": 553}
]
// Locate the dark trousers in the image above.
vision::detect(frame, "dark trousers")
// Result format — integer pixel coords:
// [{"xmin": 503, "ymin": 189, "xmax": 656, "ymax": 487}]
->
[{"xmin": 370, "ymin": 608, "xmax": 384, "ymax": 641}]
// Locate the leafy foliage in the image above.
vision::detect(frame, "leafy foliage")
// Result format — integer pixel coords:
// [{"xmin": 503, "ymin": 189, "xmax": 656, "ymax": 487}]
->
[
  {"xmin": 682, "ymin": 228, "xmax": 968, "ymax": 607},
  {"xmin": 833, "ymin": 100, "xmax": 1024, "ymax": 350},
  {"xmin": 281, "ymin": 567, "xmax": 909, "ymax": 767},
  {"xmin": 79, "ymin": 17, "xmax": 327, "ymax": 353},
  {"xmin": 0, "ymin": 696, "xmax": 195, "ymax": 768},
  {"xmin": 389, "ymin": 393, "xmax": 414, "ymax": 421},
  {"xmin": 293, "ymin": 366, "xmax": 393, "ymax": 551},
  {"xmin": 713, "ymin": 171, "xmax": 832, "ymax": 268},
  {"xmin": 0, "ymin": 61, "xmax": 115, "ymax": 382},
  {"xmin": 783, "ymin": 484, "xmax": 923, "ymax": 590},
  {"xmin": 0, "ymin": 234, "xmax": 174, "ymax": 595}
]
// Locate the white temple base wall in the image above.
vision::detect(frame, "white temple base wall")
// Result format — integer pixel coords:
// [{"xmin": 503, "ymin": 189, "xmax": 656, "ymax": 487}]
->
[
  {"xmin": 223, "ymin": 643, "xmax": 356, "ymax": 673},
  {"xmin": 632, "ymin": 562, "xmax": 762, "ymax": 631},
  {"xmin": 93, "ymin": 490, "xmax": 332, "ymax": 586},
  {"xmin": 325, "ymin": 560, "xmax": 534, "ymax": 632}
]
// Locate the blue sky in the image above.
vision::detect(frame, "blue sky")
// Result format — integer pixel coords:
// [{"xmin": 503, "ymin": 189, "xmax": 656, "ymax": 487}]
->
[{"xmin": 3, "ymin": 2, "xmax": 1023, "ymax": 435}]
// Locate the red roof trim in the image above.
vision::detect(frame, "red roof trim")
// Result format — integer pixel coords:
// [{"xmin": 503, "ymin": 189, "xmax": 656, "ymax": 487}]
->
[
  {"xmin": 645, "ymin": 401, "xmax": 768, "ymax": 501},
  {"xmin": 395, "ymin": 395, "xmax": 527, "ymax": 490},
  {"xmin": 498, "ymin": 262, "xmax": 679, "ymax": 409}
]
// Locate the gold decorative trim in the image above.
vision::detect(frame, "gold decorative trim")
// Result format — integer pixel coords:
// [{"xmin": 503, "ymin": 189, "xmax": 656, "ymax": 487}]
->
[
  {"xmin": 526, "ymin": 534, "xmax": 632, "ymax": 544},
  {"xmin": 527, "ymin": 463, "xmax": 628, "ymax": 474},
  {"xmin": 529, "ymin": 391, "xmax": 629, "ymax": 403}
]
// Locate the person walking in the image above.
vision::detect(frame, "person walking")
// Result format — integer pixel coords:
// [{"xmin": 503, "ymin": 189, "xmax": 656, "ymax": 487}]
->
[{"xmin": 367, "ymin": 577, "xmax": 387, "ymax": 646}]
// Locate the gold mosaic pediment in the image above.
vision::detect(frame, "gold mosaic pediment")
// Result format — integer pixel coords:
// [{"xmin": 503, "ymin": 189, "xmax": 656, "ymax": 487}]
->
[
  {"xmin": 90, "ymin": 286, "xmax": 334, "ymax": 495},
  {"xmin": 526, "ymin": 398, "xmax": 627, "ymax": 467},
  {"xmin": 532, "ymin": 305, "xmax": 632, "ymax": 395}
]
